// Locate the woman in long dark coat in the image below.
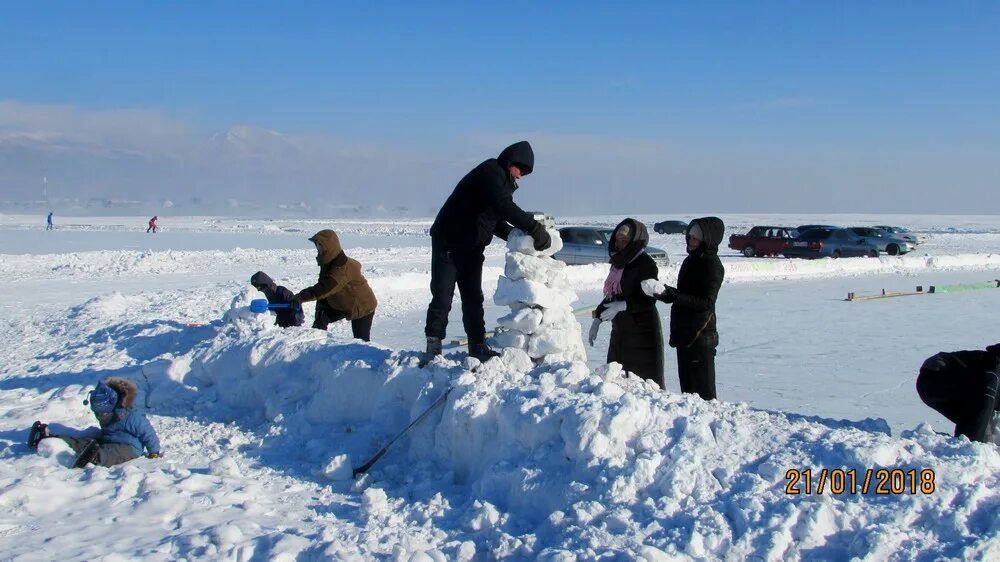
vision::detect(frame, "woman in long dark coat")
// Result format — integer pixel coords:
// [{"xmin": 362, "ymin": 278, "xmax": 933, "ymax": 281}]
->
[{"xmin": 589, "ymin": 218, "xmax": 664, "ymax": 388}]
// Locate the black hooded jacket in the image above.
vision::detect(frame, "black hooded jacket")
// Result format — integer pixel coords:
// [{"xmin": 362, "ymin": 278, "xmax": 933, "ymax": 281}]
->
[
  {"xmin": 250, "ymin": 271, "xmax": 305, "ymax": 328},
  {"xmin": 429, "ymin": 141, "xmax": 539, "ymax": 251},
  {"xmin": 668, "ymin": 217, "xmax": 726, "ymax": 349}
]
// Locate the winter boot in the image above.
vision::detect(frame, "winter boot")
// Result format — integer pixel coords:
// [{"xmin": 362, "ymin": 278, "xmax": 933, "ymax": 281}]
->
[
  {"xmin": 419, "ymin": 337, "xmax": 443, "ymax": 368},
  {"xmin": 27, "ymin": 421, "xmax": 48, "ymax": 450},
  {"xmin": 468, "ymin": 340, "xmax": 501, "ymax": 363}
]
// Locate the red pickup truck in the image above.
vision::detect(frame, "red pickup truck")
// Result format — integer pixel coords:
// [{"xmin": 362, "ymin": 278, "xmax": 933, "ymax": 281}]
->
[{"xmin": 728, "ymin": 226, "xmax": 796, "ymax": 257}]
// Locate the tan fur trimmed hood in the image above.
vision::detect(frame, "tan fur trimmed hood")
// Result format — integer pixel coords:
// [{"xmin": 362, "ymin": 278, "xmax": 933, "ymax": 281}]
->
[{"xmin": 104, "ymin": 377, "xmax": 138, "ymax": 409}]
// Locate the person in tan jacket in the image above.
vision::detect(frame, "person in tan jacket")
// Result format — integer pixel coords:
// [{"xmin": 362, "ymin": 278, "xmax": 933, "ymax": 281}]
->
[{"xmin": 293, "ymin": 229, "xmax": 378, "ymax": 341}]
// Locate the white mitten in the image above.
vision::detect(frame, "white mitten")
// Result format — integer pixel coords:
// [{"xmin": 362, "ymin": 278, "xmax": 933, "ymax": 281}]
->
[
  {"xmin": 588, "ymin": 318, "xmax": 601, "ymax": 347},
  {"xmin": 599, "ymin": 300, "xmax": 627, "ymax": 322},
  {"xmin": 641, "ymin": 278, "xmax": 668, "ymax": 298}
]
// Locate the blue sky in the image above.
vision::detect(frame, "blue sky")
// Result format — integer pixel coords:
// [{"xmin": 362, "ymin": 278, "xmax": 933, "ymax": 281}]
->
[{"xmin": 1, "ymin": 1, "xmax": 998, "ymax": 215}]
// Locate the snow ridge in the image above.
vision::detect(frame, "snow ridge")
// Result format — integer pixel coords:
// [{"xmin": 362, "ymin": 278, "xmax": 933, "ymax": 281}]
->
[{"xmin": 130, "ymin": 297, "xmax": 1000, "ymax": 560}]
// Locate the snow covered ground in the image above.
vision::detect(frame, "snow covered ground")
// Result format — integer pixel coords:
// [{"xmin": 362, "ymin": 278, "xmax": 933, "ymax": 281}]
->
[{"xmin": 1, "ymin": 213, "xmax": 998, "ymax": 561}]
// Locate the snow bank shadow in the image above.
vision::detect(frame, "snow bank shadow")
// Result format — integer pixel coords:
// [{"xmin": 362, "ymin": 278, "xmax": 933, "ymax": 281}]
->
[
  {"xmin": 93, "ymin": 320, "xmax": 219, "ymax": 363},
  {"xmin": 0, "ymin": 365, "xmax": 143, "ymax": 396},
  {"xmin": 758, "ymin": 409, "xmax": 892, "ymax": 435},
  {"xmin": 159, "ymin": 326, "xmax": 458, "ymax": 484}
]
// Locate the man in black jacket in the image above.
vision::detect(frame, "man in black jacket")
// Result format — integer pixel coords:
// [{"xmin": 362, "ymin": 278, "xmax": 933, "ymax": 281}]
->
[
  {"xmin": 421, "ymin": 141, "xmax": 552, "ymax": 366},
  {"xmin": 644, "ymin": 217, "xmax": 726, "ymax": 400},
  {"xmin": 917, "ymin": 344, "xmax": 1000, "ymax": 443},
  {"xmin": 250, "ymin": 271, "xmax": 305, "ymax": 328}
]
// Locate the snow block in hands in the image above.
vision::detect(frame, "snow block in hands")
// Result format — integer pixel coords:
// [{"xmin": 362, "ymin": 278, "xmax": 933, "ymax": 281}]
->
[{"xmin": 507, "ymin": 228, "xmax": 563, "ymax": 257}]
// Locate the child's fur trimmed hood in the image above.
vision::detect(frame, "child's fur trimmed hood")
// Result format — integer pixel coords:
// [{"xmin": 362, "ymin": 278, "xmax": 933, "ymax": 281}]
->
[{"xmin": 104, "ymin": 377, "xmax": 138, "ymax": 410}]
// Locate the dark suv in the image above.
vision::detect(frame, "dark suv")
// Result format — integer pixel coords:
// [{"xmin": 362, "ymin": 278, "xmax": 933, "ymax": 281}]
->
[{"xmin": 653, "ymin": 220, "xmax": 688, "ymax": 234}]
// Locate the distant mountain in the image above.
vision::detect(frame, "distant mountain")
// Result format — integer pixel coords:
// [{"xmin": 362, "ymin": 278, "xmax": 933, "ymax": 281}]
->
[{"xmin": 0, "ymin": 122, "xmax": 433, "ymax": 216}]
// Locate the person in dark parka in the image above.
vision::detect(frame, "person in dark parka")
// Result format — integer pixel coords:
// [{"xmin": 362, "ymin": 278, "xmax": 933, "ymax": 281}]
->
[
  {"xmin": 916, "ymin": 344, "xmax": 1000, "ymax": 443},
  {"xmin": 421, "ymin": 140, "xmax": 552, "ymax": 366},
  {"xmin": 589, "ymin": 218, "xmax": 664, "ymax": 388},
  {"xmin": 644, "ymin": 217, "xmax": 726, "ymax": 400},
  {"xmin": 293, "ymin": 230, "xmax": 378, "ymax": 341},
  {"xmin": 250, "ymin": 271, "xmax": 305, "ymax": 328}
]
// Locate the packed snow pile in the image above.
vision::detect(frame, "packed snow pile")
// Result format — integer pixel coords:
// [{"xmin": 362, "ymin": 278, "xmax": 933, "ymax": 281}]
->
[
  {"xmin": 491, "ymin": 228, "xmax": 587, "ymax": 364},
  {"xmin": 48, "ymin": 299, "xmax": 990, "ymax": 560}
]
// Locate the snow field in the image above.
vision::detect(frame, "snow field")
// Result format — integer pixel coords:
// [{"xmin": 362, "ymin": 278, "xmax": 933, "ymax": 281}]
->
[
  {"xmin": 1, "ymin": 214, "xmax": 999, "ymax": 560},
  {"xmin": 2, "ymin": 286, "xmax": 998, "ymax": 560}
]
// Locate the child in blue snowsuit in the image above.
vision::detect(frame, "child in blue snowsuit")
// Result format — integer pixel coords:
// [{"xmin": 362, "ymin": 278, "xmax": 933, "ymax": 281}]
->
[{"xmin": 29, "ymin": 378, "xmax": 161, "ymax": 467}]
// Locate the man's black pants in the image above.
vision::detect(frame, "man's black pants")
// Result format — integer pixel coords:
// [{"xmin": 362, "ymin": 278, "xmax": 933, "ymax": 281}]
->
[
  {"xmin": 917, "ymin": 358, "xmax": 999, "ymax": 443},
  {"xmin": 425, "ymin": 240, "xmax": 485, "ymax": 342},
  {"xmin": 676, "ymin": 344, "xmax": 717, "ymax": 401}
]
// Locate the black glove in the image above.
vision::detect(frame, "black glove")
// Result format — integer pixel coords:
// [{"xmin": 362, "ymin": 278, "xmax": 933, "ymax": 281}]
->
[
  {"xmin": 147, "ymin": 452, "xmax": 162, "ymax": 459},
  {"xmin": 495, "ymin": 222, "xmax": 512, "ymax": 242},
  {"xmin": 530, "ymin": 223, "xmax": 552, "ymax": 251},
  {"xmin": 987, "ymin": 344, "xmax": 1000, "ymax": 374},
  {"xmin": 658, "ymin": 286, "xmax": 678, "ymax": 303}
]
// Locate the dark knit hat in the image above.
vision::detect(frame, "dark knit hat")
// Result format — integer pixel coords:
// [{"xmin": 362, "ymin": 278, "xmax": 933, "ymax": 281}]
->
[{"xmin": 88, "ymin": 381, "xmax": 119, "ymax": 414}]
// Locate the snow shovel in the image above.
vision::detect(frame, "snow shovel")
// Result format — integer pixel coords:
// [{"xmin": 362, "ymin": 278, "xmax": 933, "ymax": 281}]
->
[
  {"xmin": 353, "ymin": 387, "xmax": 452, "ymax": 478},
  {"xmin": 249, "ymin": 298, "xmax": 291, "ymax": 314}
]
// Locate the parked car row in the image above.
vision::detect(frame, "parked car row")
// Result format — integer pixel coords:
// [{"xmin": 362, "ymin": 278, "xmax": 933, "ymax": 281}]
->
[
  {"xmin": 549, "ymin": 221, "xmax": 923, "ymax": 266},
  {"xmin": 728, "ymin": 224, "xmax": 922, "ymax": 259}
]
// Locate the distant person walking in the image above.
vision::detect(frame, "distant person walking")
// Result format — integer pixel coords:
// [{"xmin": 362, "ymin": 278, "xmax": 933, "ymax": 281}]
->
[
  {"xmin": 147, "ymin": 216, "xmax": 158, "ymax": 233},
  {"xmin": 46, "ymin": 211, "xmax": 54, "ymax": 231}
]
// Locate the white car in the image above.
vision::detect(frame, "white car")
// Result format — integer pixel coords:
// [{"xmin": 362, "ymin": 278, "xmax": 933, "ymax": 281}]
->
[{"xmin": 553, "ymin": 226, "xmax": 670, "ymax": 267}]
